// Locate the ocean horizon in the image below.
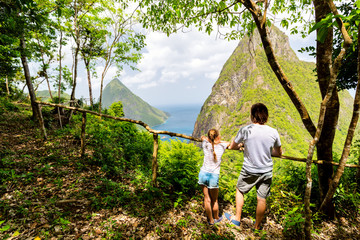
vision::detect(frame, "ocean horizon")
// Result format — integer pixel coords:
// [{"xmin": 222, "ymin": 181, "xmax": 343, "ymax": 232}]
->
[{"xmin": 153, "ymin": 104, "xmax": 202, "ymax": 141}]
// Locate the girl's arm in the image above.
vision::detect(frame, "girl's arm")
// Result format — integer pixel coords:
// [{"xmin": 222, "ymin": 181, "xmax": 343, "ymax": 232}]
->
[{"xmin": 220, "ymin": 141, "xmax": 230, "ymax": 149}]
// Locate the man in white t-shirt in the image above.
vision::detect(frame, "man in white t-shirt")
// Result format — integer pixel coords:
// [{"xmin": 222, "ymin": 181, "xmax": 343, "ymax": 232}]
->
[{"xmin": 225, "ymin": 103, "xmax": 282, "ymax": 230}]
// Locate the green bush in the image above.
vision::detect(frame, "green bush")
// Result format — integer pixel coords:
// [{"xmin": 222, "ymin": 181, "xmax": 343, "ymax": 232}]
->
[
  {"xmin": 108, "ymin": 101, "xmax": 124, "ymax": 117},
  {"xmin": 0, "ymin": 97, "xmax": 19, "ymax": 115},
  {"xmin": 218, "ymin": 151, "xmax": 243, "ymax": 203},
  {"xmin": 158, "ymin": 140, "xmax": 202, "ymax": 194},
  {"xmin": 67, "ymin": 113, "xmax": 153, "ymax": 177},
  {"xmin": 334, "ymin": 166, "xmax": 360, "ymax": 218}
]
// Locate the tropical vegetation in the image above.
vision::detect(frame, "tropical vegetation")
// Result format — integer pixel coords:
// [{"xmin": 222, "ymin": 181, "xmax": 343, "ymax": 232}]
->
[{"xmin": 1, "ymin": 0, "xmax": 360, "ymax": 239}]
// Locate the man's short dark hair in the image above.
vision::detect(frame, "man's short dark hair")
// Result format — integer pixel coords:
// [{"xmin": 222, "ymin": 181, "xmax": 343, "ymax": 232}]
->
[{"xmin": 251, "ymin": 103, "xmax": 268, "ymax": 124}]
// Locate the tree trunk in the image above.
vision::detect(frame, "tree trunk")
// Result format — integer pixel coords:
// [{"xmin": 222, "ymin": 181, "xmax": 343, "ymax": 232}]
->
[
  {"xmin": 303, "ymin": 62, "xmax": 340, "ymax": 238},
  {"xmin": 20, "ymin": 37, "xmax": 47, "ymax": 140},
  {"xmin": 98, "ymin": 71, "xmax": 105, "ymax": 114},
  {"xmin": 313, "ymin": 0, "xmax": 354, "ymax": 218},
  {"xmin": 6, "ymin": 75, "xmax": 10, "ymax": 97},
  {"xmin": 152, "ymin": 133, "xmax": 159, "ymax": 186},
  {"xmin": 58, "ymin": 30, "xmax": 63, "ymax": 128},
  {"xmin": 357, "ymin": 155, "xmax": 360, "ymax": 192},
  {"xmin": 37, "ymin": 36, "xmax": 53, "ymax": 101},
  {"xmin": 313, "ymin": 0, "xmax": 336, "ymax": 218},
  {"xmin": 70, "ymin": 0, "xmax": 80, "ymax": 118},
  {"xmin": 319, "ymin": 21, "xmax": 360, "ymax": 213},
  {"xmin": 70, "ymin": 44, "xmax": 79, "ymax": 107},
  {"xmin": 81, "ymin": 112, "xmax": 87, "ymax": 157},
  {"xmin": 84, "ymin": 59, "xmax": 93, "ymax": 107},
  {"xmin": 99, "ymin": 58, "xmax": 111, "ymax": 114}
]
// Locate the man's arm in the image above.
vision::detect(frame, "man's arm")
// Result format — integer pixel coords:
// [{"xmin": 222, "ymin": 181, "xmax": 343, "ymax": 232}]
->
[
  {"xmin": 272, "ymin": 146, "xmax": 282, "ymax": 157},
  {"xmin": 228, "ymin": 139, "xmax": 243, "ymax": 150}
]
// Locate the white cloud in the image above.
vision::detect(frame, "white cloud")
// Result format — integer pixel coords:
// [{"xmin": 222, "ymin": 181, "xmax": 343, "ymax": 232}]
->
[
  {"xmin": 33, "ymin": 17, "xmax": 318, "ymax": 105},
  {"xmin": 138, "ymin": 81, "xmax": 158, "ymax": 89},
  {"xmin": 123, "ymin": 30, "xmax": 238, "ymax": 99},
  {"xmin": 159, "ymin": 70, "xmax": 179, "ymax": 83},
  {"xmin": 122, "ymin": 69, "xmax": 157, "ymax": 86}
]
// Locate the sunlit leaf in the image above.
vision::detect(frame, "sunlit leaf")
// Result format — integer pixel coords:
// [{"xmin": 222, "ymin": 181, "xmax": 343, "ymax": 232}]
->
[{"xmin": 0, "ymin": 224, "xmax": 10, "ymax": 232}]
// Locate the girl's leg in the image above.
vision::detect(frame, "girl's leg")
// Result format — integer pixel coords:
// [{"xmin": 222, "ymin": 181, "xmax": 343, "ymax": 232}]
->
[
  {"xmin": 202, "ymin": 185, "xmax": 214, "ymax": 224},
  {"xmin": 209, "ymin": 188, "xmax": 220, "ymax": 219}
]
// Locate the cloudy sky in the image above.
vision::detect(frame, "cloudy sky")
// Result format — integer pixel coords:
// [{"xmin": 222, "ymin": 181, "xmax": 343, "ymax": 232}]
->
[
  {"xmin": 78, "ymin": 27, "xmax": 319, "ymax": 107},
  {"xmin": 36, "ymin": 24, "xmax": 320, "ymax": 107}
]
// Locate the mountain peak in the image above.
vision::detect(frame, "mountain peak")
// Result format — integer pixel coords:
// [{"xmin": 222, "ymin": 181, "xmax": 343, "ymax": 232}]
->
[
  {"xmin": 236, "ymin": 26, "xmax": 298, "ymax": 61},
  {"xmin": 103, "ymin": 79, "xmax": 169, "ymax": 127},
  {"xmin": 193, "ymin": 26, "xmax": 353, "ymax": 157},
  {"xmin": 108, "ymin": 78, "xmax": 125, "ymax": 88}
]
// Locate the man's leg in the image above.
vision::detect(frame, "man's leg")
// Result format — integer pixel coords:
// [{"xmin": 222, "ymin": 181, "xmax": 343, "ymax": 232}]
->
[
  {"xmin": 233, "ymin": 188, "xmax": 244, "ymax": 222},
  {"xmin": 255, "ymin": 196, "xmax": 266, "ymax": 229},
  {"xmin": 202, "ymin": 186, "xmax": 214, "ymax": 224},
  {"xmin": 209, "ymin": 188, "xmax": 220, "ymax": 219}
]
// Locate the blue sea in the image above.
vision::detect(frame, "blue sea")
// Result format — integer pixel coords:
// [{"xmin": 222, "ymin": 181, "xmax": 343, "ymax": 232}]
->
[{"xmin": 153, "ymin": 104, "xmax": 202, "ymax": 141}]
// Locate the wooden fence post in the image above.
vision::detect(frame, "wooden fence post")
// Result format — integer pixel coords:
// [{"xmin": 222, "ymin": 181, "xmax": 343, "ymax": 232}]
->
[
  {"xmin": 81, "ymin": 112, "xmax": 86, "ymax": 157},
  {"xmin": 37, "ymin": 103, "xmax": 47, "ymax": 140},
  {"xmin": 152, "ymin": 133, "xmax": 159, "ymax": 186}
]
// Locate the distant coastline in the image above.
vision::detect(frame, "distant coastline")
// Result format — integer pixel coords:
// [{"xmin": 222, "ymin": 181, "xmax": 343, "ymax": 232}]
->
[{"xmin": 152, "ymin": 104, "xmax": 202, "ymax": 141}]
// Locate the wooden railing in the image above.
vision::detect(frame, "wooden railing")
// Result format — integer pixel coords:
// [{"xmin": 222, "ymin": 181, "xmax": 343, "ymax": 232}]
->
[{"xmin": 36, "ymin": 101, "xmax": 360, "ymax": 185}]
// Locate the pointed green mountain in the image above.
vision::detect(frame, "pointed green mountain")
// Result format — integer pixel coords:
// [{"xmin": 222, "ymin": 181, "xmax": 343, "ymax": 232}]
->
[
  {"xmin": 193, "ymin": 26, "xmax": 355, "ymax": 157},
  {"xmin": 102, "ymin": 78, "xmax": 169, "ymax": 127}
]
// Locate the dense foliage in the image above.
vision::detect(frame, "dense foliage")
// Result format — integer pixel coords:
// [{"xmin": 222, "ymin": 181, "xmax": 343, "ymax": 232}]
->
[{"xmin": 0, "ymin": 98, "xmax": 360, "ymax": 238}]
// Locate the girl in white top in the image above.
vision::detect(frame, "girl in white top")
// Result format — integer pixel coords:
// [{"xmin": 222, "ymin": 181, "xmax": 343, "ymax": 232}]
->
[{"xmin": 198, "ymin": 129, "xmax": 229, "ymax": 225}]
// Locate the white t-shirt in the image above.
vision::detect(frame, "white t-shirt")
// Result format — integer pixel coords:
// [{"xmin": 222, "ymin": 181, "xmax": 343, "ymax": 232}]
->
[
  {"xmin": 200, "ymin": 139, "xmax": 228, "ymax": 174},
  {"xmin": 234, "ymin": 124, "xmax": 281, "ymax": 174}
]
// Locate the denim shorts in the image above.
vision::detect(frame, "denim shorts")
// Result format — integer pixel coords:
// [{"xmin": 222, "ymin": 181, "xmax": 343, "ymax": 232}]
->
[
  {"xmin": 198, "ymin": 170, "xmax": 220, "ymax": 189},
  {"xmin": 236, "ymin": 170, "xmax": 272, "ymax": 199}
]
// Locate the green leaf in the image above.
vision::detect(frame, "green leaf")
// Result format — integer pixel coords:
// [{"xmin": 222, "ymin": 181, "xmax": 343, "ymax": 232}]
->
[
  {"xmin": 0, "ymin": 224, "xmax": 10, "ymax": 232},
  {"xmin": 317, "ymin": 27, "xmax": 328, "ymax": 43},
  {"xmin": 356, "ymin": 0, "xmax": 360, "ymax": 9}
]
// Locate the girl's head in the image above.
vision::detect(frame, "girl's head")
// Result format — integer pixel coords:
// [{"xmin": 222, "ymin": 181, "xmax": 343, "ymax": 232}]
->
[
  {"xmin": 208, "ymin": 129, "xmax": 219, "ymax": 142},
  {"xmin": 251, "ymin": 103, "xmax": 268, "ymax": 124},
  {"xmin": 208, "ymin": 129, "xmax": 219, "ymax": 161}
]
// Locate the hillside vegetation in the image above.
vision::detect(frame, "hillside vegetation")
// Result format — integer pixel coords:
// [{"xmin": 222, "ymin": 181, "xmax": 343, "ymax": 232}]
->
[
  {"xmin": 0, "ymin": 98, "xmax": 359, "ymax": 239},
  {"xmin": 102, "ymin": 79, "xmax": 169, "ymax": 127}
]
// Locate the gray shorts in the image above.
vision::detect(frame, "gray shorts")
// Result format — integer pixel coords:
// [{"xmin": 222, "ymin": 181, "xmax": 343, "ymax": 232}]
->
[{"xmin": 236, "ymin": 170, "xmax": 272, "ymax": 199}]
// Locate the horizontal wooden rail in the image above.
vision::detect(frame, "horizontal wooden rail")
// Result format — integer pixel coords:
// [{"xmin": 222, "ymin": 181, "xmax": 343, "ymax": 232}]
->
[
  {"xmin": 36, "ymin": 101, "xmax": 360, "ymax": 169},
  {"xmin": 36, "ymin": 101, "xmax": 201, "ymax": 142},
  {"xmin": 277, "ymin": 155, "xmax": 360, "ymax": 168}
]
